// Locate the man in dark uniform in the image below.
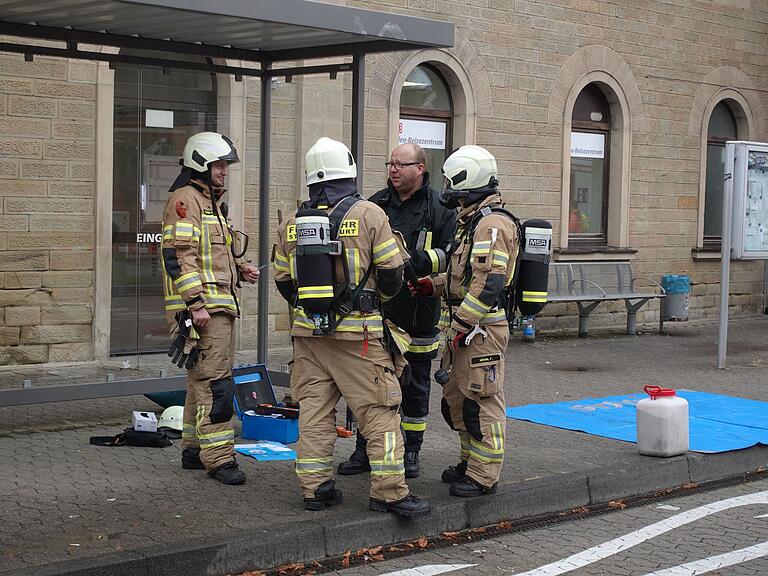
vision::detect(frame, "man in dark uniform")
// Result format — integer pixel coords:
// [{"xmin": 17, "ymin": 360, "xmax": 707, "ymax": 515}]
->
[{"xmin": 338, "ymin": 143, "xmax": 456, "ymax": 478}]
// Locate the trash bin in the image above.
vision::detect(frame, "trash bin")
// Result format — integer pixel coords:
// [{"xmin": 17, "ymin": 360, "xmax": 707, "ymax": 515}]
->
[{"xmin": 661, "ymin": 274, "xmax": 690, "ymax": 321}]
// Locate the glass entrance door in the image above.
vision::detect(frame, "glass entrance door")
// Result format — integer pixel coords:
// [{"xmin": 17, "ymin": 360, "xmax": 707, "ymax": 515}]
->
[{"xmin": 111, "ymin": 57, "xmax": 217, "ymax": 355}]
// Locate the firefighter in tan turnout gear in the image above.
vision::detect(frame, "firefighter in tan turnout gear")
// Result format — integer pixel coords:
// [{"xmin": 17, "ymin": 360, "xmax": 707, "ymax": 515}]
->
[
  {"xmin": 161, "ymin": 132, "xmax": 260, "ymax": 485},
  {"xmin": 413, "ymin": 145, "xmax": 518, "ymax": 497},
  {"xmin": 273, "ymin": 137, "xmax": 430, "ymax": 517}
]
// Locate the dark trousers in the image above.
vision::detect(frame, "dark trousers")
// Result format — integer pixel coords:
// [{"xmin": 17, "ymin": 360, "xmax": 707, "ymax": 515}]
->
[{"xmin": 353, "ymin": 350, "xmax": 433, "ymax": 454}]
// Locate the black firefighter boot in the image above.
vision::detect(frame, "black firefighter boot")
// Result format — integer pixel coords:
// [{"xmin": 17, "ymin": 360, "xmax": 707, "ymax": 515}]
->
[
  {"xmin": 337, "ymin": 433, "xmax": 370, "ymax": 475},
  {"xmin": 449, "ymin": 475, "xmax": 498, "ymax": 498},
  {"xmin": 181, "ymin": 447, "xmax": 205, "ymax": 470},
  {"xmin": 404, "ymin": 450, "xmax": 420, "ymax": 479},
  {"xmin": 369, "ymin": 493, "xmax": 431, "ymax": 518},
  {"xmin": 441, "ymin": 460, "xmax": 467, "ymax": 483},
  {"xmin": 208, "ymin": 461, "xmax": 246, "ymax": 485},
  {"xmin": 304, "ymin": 480, "xmax": 344, "ymax": 511}
]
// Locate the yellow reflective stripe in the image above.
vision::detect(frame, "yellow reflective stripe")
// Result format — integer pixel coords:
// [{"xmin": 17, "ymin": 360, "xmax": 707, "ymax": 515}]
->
[
  {"xmin": 427, "ymin": 249, "xmax": 439, "ymax": 273},
  {"xmin": 491, "ymin": 249, "xmax": 509, "ymax": 266},
  {"xmin": 175, "ymin": 222, "xmax": 194, "ymax": 238},
  {"xmin": 200, "ymin": 219, "xmax": 215, "ymax": 283},
  {"xmin": 289, "ymin": 254, "xmax": 297, "ymax": 280},
  {"xmin": 369, "ymin": 461, "xmax": 405, "ymax": 475},
  {"xmin": 522, "ymin": 291, "xmax": 547, "ymax": 303},
  {"xmin": 203, "ymin": 295, "xmax": 237, "ymax": 310},
  {"xmin": 370, "ymin": 431, "xmax": 403, "ymax": 475},
  {"xmin": 471, "ymin": 241, "xmax": 491, "ymax": 257},
  {"xmin": 479, "ymin": 309, "xmax": 507, "ymax": 324},
  {"xmin": 163, "ymin": 225, "xmax": 174, "ymax": 241},
  {"xmin": 425, "ymin": 230, "xmax": 433, "ymax": 250},
  {"xmin": 295, "ymin": 457, "xmax": 333, "ymax": 475},
  {"xmin": 346, "ymin": 248, "xmax": 360, "ymax": 286},
  {"xmin": 401, "ymin": 421, "xmax": 427, "ymax": 432},
  {"xmin": 408, "ymin": 340, "xmax": 439, "ymax": 354},
  {"xmin": 174, "ymin": 272, "xmax": 202, "ymax": 293},
  {"xmin": 274, "ymin": 252, "xmax": 290, "ymax": 272},
  {"xmin": 372, "ymin": 238, "xmax": 398, "ymax": 264},
  {"xmin": 298, "ymin": 286, "xmax": 334, "ymax": 299},
  {"xmin": 291, "ymin": 309, "xmax": 315, "ymax": 328},
  {"xmin": 459, "ymin": 294, "xmax": 489, "ymax": 319}
]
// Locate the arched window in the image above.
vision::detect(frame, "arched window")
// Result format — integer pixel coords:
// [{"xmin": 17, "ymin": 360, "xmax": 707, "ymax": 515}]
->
[
  {"xmin": 569, "ymin": 84, "xmax": 610, "ymax": 245},
  {"xmin": 398, "ymin": 64, "xmax": 452, "ymax": 175},
  {"xmin": 703, "ymin": 102, "xmax": 739, "ymax": 246},
  {"xmin": 111, "ymin": 52, "xmax": 217, "ymax": 355}
]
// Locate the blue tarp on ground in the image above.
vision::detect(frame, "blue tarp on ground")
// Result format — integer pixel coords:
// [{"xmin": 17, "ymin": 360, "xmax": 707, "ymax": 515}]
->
[
  {"xmin": 506, "ymin": 390, "xmax": 768, "ymax": 453},
  {"xmin": 235, "ymin": 441, "xmax": 296, "ymax": 461}
]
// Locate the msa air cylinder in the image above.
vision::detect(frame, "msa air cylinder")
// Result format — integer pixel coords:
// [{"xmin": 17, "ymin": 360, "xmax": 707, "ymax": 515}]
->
[
  {"xmin": 295, "ymin": 208, "xmax": 340, "ymax": 314},
  {"xmin": 516, "ymin": 219, "xmax": 552, "ymax": 316}
]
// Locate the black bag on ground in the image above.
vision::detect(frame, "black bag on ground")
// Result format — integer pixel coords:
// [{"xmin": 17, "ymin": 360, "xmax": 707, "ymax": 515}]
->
[{"xmin": 89, "ymin": 427, "xmax": 173, "ymax": 448}]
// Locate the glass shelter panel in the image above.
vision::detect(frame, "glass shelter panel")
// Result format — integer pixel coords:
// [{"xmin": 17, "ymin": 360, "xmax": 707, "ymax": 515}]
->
[{"xmin": 111, "ymin": 57, "xmax": 217, "ymax": 355}]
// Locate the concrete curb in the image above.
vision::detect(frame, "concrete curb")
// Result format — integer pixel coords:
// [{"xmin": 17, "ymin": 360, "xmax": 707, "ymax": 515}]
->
[{"xmin": 4, "ymin": 446, "xmax": 768, "ymax": 576}]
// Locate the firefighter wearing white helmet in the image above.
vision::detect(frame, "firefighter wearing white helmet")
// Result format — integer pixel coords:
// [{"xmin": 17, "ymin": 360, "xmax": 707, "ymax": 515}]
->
[
  {"xmin": 273, "ymin": 137, "xmax": 430, "ymax": 518},
  {"xmin": 161, "ymin": 132, "xmax": 260, "ymax": 486},
  {"xmin": 426, "ymin": 145, "xmax": 519, "ymax": 497}
]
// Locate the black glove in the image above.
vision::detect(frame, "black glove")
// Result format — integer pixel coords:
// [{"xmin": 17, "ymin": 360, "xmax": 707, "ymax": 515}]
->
[{"xmin": 168, "ymin": 310, "xmax": 200, "ymax": 369}]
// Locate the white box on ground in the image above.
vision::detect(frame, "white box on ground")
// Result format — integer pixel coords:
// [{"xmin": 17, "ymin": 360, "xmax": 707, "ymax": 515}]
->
[{"xmin": 132, "ymin": 411, "xmax": 158, "ymax": 432}]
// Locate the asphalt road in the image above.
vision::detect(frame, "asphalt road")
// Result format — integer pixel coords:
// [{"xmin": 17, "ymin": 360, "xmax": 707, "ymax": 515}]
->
[{"xmin": 329, "ymin": 477, "xmax": 768, "ymax": 576}]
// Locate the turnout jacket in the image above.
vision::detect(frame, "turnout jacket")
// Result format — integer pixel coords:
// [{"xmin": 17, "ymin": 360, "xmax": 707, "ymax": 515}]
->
[
  {"xmin": 434, "ymin": 193, "xmax": 519, "ymax": 332},
  {"xmin": 273, "ymin": 196, "xmax": 405, "ymax": 341},
  {"xmin": 161, "ymin": 180, "xmax": 246, "ymax": 322},
  {"xmin": 369, "ymin": 173, "xmax": 456, "ymax": 342}
]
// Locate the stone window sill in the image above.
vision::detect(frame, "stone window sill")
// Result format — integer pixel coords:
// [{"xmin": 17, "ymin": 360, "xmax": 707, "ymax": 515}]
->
[
  {"xmin": 691, "ymin": 247, "xmax": 721, "ymax": 261},
  {"xmin": 553, "ymin": 247, "xmax": 637, "ymax": 262}
]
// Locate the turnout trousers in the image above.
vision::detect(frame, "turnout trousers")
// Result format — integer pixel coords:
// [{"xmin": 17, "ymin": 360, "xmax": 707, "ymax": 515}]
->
[
  {"xmin": 181, "ymin": 312, "xmax": 236, "ymax": 472},
  {"xmin": 292, "ymin": 336, "xmax": 409, "ymax": 503},
  {"xmin": 439, "ymin": 322, "xmax": 508, "ymax": 488},
  {"xmin": 400, "ymin": 351, "xmax": 433, "ymax": 452}
]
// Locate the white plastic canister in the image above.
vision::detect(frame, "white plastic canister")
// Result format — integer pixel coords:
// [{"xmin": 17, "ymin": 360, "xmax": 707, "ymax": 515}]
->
[{"xmin": 636, "ymin": 385, "xmax": 689, "ymax": 457}]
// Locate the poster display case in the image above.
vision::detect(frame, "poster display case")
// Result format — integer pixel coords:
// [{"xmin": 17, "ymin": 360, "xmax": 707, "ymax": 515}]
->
[{"xmin": 728, "ymin": 141, "xmax": 768, "ymax": 260}]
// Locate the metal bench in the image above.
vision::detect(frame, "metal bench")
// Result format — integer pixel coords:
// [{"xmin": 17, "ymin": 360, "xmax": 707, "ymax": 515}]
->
[{"xmin": 547, "ymin": 262, "xmax": 666, "ymax": 337}]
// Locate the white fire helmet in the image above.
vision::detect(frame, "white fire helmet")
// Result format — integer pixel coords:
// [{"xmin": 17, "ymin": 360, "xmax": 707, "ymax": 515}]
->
[
  {"xmin": 158, "ymin": 405, "xmax": 184, "ymax": 431},
  {"xmin": 182, "ymin": 132, "xmax": 240, "ymax": 173},
  {"xmin": 441, "ymin": 145, "xmax": 498, "ymax": 191},
  {"xmin": 304, "ymin": 137, "xmax": 357, "ymax": 186}
]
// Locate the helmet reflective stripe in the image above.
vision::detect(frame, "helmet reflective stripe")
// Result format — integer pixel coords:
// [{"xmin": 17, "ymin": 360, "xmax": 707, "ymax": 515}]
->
[
  {"xmin": 182, "ymin": 132, "xmax": 240, "ymax": 172},
  {"xmin": 305, "ymin": 137, "xmax": 357, "ymax": 185}
]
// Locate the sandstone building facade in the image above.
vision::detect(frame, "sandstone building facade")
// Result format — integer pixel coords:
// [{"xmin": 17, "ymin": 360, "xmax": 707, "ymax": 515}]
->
[{"xmin": 0, "ymin": 0, "xmax": 766, "ymax": 366}]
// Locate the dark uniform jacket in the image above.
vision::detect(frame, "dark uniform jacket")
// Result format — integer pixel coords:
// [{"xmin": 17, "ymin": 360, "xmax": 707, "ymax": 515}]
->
[{"xmin": 369, "ymin": 173, "xmax": 457, "ymax": 340}]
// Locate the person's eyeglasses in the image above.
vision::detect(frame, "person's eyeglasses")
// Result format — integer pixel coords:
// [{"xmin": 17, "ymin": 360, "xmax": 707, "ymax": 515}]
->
[{"xmin": 385, "ymin": 161, "xmax": 421, "ymax": 171}]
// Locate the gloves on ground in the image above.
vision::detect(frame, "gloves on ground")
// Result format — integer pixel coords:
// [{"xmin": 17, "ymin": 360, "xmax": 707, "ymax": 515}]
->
[{"xmin": 168, "ymin": 310, "xmax": 200, "ymax": 369}]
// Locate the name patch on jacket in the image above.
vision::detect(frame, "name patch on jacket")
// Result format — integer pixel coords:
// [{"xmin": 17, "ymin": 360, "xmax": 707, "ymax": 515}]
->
[
  {"xmin": 286, "ymin": 225, "xmax": 296, "ymax": 242},
  {"xmin": 470, "ymin": 354, "xmax": 501, "ymax": 366},
  {"xmin": 338, "ymin": 219, "xmax": 359, "ymax": 237}
]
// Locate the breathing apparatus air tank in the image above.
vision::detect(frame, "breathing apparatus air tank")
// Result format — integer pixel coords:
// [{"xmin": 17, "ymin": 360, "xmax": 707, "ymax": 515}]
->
[
  {"xmin": 294, "ymin": 208, "xmax": 342, "ymax": 319},
  {"xmin": 516, "ymin": 219, "xmax": 552, "ymax": 316}
]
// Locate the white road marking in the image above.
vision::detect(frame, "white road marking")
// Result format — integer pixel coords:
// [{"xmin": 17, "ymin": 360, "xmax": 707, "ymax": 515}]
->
[
  {"xmin": 514, "ymin": 490, "xmax": 768, "ymax": 576},
  {"xmin": 380, "ymin": 564, "xmax": 476, "ymax": 576},
  {"xmin": 656, "ymin": 505, "xmax": 680, "ymax": 511},
  {"xmin": 642, "ymin": 541, "xmax": 768, "ymax": 575},
  {"xmin": 755, "ymin": 513, "xmax": 768, "ymax": 518}
]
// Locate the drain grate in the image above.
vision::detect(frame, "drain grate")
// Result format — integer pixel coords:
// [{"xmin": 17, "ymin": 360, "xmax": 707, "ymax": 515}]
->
[{"xmin": 243, "ymin": 468, "xmax": 768, "ymax": 576}]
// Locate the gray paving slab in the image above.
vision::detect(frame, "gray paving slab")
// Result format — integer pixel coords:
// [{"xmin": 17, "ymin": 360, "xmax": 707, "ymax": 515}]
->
[{"xmin": 0, "ymin": 316, "xmax": 767, "ymax": 576}]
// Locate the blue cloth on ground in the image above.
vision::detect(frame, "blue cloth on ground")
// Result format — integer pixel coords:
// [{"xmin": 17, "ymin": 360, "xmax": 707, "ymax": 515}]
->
[
  {"xmin": 505, "ymin": 390, "xmax": 768, "ymax": 453},
  {"xmin": 235, "ymin": 441, "xmax": 296, "ymax": 461}
]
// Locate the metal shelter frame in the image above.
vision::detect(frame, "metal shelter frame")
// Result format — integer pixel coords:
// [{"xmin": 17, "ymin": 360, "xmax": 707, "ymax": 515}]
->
[{"xmin": 0, "ymin": 0, "xmax": 453, "ymax": 406}]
